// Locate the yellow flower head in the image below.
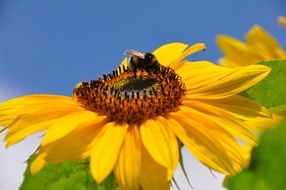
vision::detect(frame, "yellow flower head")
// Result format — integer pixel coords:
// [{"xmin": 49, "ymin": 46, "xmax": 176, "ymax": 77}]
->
[
  {"xmin": 278, "ymin": 16, "xmax": 286, "ymax": 28},
  {"xmin": 0, "ymin": 43, "xmax": 271, "ymax": 190},
  {"xmin": 217, "ymin": 25, "xmax": 286, "ymax": 67}
]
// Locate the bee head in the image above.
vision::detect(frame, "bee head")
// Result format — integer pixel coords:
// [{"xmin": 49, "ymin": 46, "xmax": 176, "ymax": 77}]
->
[{"xmin": 143, "ymin": 53, "xmax": 157, "ymax": 65}]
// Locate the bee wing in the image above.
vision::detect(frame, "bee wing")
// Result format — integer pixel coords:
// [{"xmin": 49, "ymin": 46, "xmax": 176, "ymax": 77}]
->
[{"xmin": 124, "ymin": 50, "xmax": 145, "ymax": 59}]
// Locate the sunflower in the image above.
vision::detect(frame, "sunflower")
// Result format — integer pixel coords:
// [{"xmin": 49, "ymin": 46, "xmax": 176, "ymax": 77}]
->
[
  {"xmin": 0, "ymin": 42, "xmax": 271, "ymax": 190},
  {"xmin": 216, "ymin": 25, "xmax": 286, "ymax": 67},
  {"xmin": 278, "ymin": 16, "xmax": 286, "ymax": 28}
]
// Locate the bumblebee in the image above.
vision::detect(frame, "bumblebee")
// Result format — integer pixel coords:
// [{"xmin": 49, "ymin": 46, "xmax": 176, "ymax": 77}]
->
[{"xmin": 125, "ymin": 50, "xmax": 161, "ymax": 73}]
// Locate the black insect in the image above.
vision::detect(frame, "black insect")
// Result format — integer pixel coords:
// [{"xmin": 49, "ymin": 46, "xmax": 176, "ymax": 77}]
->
[{"xmin": 125, "ymin": 50, "xmax": 161, "ymax": 73}]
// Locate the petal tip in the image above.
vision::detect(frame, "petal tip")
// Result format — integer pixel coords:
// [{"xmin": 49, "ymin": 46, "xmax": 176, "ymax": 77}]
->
[{"xmin": 30, "ymin": 156, "xmax": 46, "ymax": 175}]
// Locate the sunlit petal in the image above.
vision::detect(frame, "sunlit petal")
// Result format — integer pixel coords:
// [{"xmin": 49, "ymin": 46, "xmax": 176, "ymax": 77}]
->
[
  {"xmin": 90, "ymin": 122, "xmax": 128, "ymax": 183},
  {"xmin": 140, "ymin": 119, "xmax": 179, "ymax": 179},
  {"xmin": 186, "ymin": 65, "xmax": 270, "ymax": 99},
  {"xmin": 246, "ymin": 25, "xmax": 286, "ymax": 59},
  {"xmin": 114, "ymin": 126, "xmax": 141, "ymax": 190},
  {"xmin": 139, "ymin": 146, "xmax": 170, "ymax": 190},
  {"xmin": 217, "ymin": 25, "xmax": 286, "ymax": 67}
]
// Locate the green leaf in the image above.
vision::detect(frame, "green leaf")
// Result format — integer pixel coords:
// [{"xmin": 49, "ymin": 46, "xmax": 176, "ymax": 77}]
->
[
  {"xmin": 244, "ymin": 60, "xmax": 286, "ymax": 109},
  {"xmin": 20, "ymin": 160, "xmax": 119, "ymax": 190},
  {"xmin": 228, "ymin": 120, "xmax": 286, "ymax": 190}
]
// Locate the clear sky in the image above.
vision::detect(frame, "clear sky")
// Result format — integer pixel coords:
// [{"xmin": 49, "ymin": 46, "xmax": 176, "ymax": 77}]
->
[{"xmin": 0, "ymin": 0, "xmax": 285, "ymax": 190}]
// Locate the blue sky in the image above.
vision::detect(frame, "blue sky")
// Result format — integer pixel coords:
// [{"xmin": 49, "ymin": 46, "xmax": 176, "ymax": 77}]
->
[
  {"xmin": 0, "ymin": 0, "xmax": 285, "ymax": 97},
  {"xmin": 0, "ymin": 0, "xmax": 285, "ymax": 190}
]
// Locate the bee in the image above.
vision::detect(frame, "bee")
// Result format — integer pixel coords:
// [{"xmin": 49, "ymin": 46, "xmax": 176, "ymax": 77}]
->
[{"xmin": 125, "ymin": 50, "xmax": 161, "ymax": 73}]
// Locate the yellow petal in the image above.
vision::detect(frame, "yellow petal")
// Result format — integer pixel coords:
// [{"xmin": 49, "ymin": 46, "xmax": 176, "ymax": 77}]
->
[
  {"xmin": 182, "ymin": 100, "xmax": 258, "ymax": 144},
  {"xmin": 38, "ymin": 117, "xmax": 108, "ymax": 162},
  {"xmin": 186, "ymin": 65, "xmax": 270, "ymax": 99},
  {"xmin": 41, "ymin": 110, "xmax": 101, "ymax": 146},
  {"xmin": 30, "ymin": 153, "xmax": 47, "ymax": 175},
  {"xmin": 153, "ymin": 42, "xmax": 206, "ymax": 67},
  {"xmin": 166, "ymin": 43, "xmax": 206, "ymax": 69},
  {"xmin": 174, "ymin": 61, "xmax": 230, "ymax": 89},
  {"xmin": 90, "ymin": 122, "xmax": 128, "ymax": 183},
  {"xmin": 152, "ymin": 42, "xmax": 190, "ymax": 67},
  {"xmin": 216, "ymin": 35, "xmax": 261, "ymax": 66},
  {"xmin": 140, "ymin": 119, "xmax": 179, "ymax": 179},
  {"xmin": 0, "ymin": 94, "xmax": 72, "ymax": 109},
  {"xmin": 5, "ymin": 119, "xmax": 55, "ymax": 147},
  {"xmin": 114, "ymin": 126, "xmax": 141, "ymax": 190},
  {"xmin": 196, "ymin": 95, "xmax": 271, "ymax": 120},
  {"xmin": 218, "ymin": 58, "xmax": 239, "ymax": 68},
  {"xmin": 243, "ymin": 115, "xmax": 278, "ymax": 132},
  {"xmin": 139, "ymin": 146, "xmax": 170, "ymax": 190},
  {"xmin": 241, "ymin": 144, "xmax": 253, "ymax": 165},
  {"xmin": 245, "ymin": 25, "xmax": 286, "ymax": 59},
  {"xmin": 4, "ymin": 104, "xmax": 82, "ymax": 146},
  {"xmin": 170, "ymin": 108, "xmax": 245, "ymax": 175},
  {"xmin": 0, "ymin": 95, "xmax": 83, "ymax": 146},
  {"xmin": 0, "ymin": 95, "xmax": 79, "ymax": 126}
]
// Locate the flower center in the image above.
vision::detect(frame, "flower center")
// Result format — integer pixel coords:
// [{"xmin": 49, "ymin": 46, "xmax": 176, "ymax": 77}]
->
[{"xmin": 73, "ymin": 65, "xmax": 186, "ymax": 124}]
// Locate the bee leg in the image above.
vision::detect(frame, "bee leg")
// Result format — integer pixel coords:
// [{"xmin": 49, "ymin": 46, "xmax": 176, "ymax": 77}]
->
[{"xmin": 133, "ymin": 68, "xmax": 137, "ymax": 78}]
